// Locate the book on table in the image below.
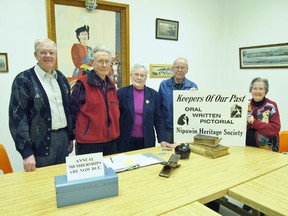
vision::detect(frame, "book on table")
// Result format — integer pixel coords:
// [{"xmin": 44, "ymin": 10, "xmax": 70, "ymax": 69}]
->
[
  {"xmin": 188, "ymin": 142, "xmax": 229, "ymax": 159},
  {"xmin": 103, "ymin": 153, "xmax": 164, "ymax": 173},
  {"xmin": 193, "ymin": 134, "xmax": 221, "ymax": 146}
]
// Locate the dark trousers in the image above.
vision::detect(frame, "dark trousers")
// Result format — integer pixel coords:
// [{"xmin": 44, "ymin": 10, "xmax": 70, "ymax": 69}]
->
[
  {"xmin": 35, "ymin": 128, "xmax": 69, "ymax": 168},
  {"xmin": 76, "ymin": 140, "xmax": 117, "ymax": 156},
  {"xmin": 128, "ymin": 137, "xmax": 145, "ymax": 151}
]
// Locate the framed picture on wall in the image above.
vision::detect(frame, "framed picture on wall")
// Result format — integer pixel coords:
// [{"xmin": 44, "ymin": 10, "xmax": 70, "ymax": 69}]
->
[
  {"xmin": 155, "ymin": 18, "xmax": 179, "ymax": 41},
  {"xmin": 239, "ymin": 43, "xmax": 288, "ymax": 69},
  {"xmin": 46, "ymin": 0, "xmax": 130, "ymax": 88},
  {"xmin": 0, "ymin": 53, "xmax": 9, "ymax": 72},
  {"xmin": 150, "ymin": 64, "xmax": 173, "ymax": 78}
]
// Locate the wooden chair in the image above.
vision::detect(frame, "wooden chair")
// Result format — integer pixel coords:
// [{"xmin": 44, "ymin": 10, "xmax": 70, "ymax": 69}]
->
[
  {"xmin": 279, "ymin": 131, "xmax": 288, "ymax": 153},
  {"xmin": 0, "ymin": 144, "xmax": 13, "ymax": 174}
]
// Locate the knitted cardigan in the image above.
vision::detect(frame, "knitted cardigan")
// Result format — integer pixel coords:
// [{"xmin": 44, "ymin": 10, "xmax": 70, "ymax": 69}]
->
[{"xmin": 9, "ymin": 67, "xmax": 72, "ymax": 159}]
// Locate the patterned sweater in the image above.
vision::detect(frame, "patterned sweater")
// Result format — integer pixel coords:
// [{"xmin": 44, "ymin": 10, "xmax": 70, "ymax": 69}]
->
[
  {"xmin": 246, "ymin": 98, "xmax": 281, "ymax": 152},
  {"xmin": 9, "ymin": 67, "xmax": 72, "ymax": 159}
]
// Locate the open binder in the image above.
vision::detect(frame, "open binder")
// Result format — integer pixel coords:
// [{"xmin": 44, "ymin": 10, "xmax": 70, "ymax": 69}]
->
[{"xmin": 104, "ymin": 153, "xmax": 164, "ymax": 172}]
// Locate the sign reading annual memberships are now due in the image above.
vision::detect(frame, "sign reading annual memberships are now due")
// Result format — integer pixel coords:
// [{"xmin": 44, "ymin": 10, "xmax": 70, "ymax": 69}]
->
[{"xmin": 173, "ymin": 90, "xmax": 249, "ymax": 146}]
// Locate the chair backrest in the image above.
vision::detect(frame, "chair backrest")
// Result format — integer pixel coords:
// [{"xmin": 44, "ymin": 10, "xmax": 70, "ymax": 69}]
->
[
  {"xmin": 279, "ymin": 131, "xmax": 288, "ymax": 153},
  {"xmin": 0, "ymin": 144, "xmax": 13, "ymax": 174}
]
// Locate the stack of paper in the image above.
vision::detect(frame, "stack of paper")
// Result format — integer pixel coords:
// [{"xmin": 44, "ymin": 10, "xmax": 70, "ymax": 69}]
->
[{"xmin": 104, "ymin": 153, "xmax": 164, "ymax": 172}]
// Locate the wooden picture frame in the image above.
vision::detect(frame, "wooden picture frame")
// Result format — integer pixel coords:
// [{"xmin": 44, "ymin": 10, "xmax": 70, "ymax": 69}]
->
[
  {"xmin": 155, "ymin": 18, "xmax": 179, "ymax": 41},
  {"xmin": 46, "ymin": 0, "xmax": 130, "ymax": 87},
  {"xmin": 0, "ymin": 53, "xmax": 9, "ymax": 72},
  {"xmin": 150, "ymin": 64, "xmax": 173, "ymax": 78},
  {"xmin": 239, "ymin": 43, "xmax": 288, "ymax": 69}
]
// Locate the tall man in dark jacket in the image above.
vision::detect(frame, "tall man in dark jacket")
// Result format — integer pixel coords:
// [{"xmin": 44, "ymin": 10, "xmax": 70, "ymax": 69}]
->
[{"xmin": 9, "ymin": 39, "xmax": 73, "ymax": 172}]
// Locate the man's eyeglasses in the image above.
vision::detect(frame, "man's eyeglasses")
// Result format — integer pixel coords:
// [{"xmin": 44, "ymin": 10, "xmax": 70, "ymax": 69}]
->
[
  {"xmin": 39, "ymin": 51, "xmax": 56, "ymax": 56},
  {"xmin": 96, "ymin": 60, "xmax": 111, "ymax": 66},
  {"xmin": 174, "ymin": 66, "xmax": 187, "ymax": 71}
]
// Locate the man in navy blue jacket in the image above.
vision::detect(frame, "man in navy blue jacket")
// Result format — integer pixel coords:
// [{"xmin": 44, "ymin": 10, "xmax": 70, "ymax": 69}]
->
[{"xmin": 158, "ymin": 57, "xmax": 198, "ymax": 143}]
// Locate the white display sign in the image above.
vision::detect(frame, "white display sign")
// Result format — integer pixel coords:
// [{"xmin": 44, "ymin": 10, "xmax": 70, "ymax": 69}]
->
[
  {"xmin": 66, "ymin": 152, "xmax": 105, "ymax": 181},
  {"xmin": 173, "ymin": 90, "xmax": 249, "ymax": 146}
]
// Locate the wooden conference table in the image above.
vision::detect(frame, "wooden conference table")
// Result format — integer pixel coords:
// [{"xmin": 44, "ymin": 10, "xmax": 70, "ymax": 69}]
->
[
  {"xmin": 228, "ymin": 165, "xmax": 288, "ymax": 216},
  {"xmin": 0, "ymin": 146, "xmax": 288, "ymax": 215}
]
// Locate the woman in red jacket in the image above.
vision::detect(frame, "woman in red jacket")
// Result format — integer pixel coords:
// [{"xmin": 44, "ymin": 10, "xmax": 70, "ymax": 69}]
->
[{"xmin": 71, "ymin": 25, "xmax": 93, "ymax": 78}]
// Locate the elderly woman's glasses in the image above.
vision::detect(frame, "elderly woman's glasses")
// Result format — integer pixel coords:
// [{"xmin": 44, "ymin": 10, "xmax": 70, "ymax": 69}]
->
[{"xmin": 133, "ymin": 73, "xmax": 146, "ymax": 79}]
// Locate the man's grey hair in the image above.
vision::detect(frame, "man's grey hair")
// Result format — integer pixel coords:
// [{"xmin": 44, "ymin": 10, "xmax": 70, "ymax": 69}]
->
[
  {"xmin": 92, "ymin": 44, "xmax": 112, "ymax": 61},
  {"xmin": 34, "ymin": 39, "xmax": 57, "ymax": 53},
  {"xmin": 130, "ymin": 64, "xmax": 148, "ymax": 76},
  {"xmin": 249, "ymin": 77, "xmax": 269, "ymax": 94},
  {"xmin": 173, "ymin": 57, "xmax": 189, "ymax": 69}
]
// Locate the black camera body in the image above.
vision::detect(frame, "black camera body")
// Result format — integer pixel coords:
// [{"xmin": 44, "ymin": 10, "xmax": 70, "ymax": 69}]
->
[{"xmin": 175, "ymin": 143, "xmax": 191, "ymax": 159}]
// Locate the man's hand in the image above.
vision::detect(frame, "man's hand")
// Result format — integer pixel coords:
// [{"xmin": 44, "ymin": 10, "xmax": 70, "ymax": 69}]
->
[
  {"xmin": 160, "ymin": 141, "xmax": 175, "ymax": 149},
  {"xmin": 23, "ymin": 155, "xmax": 36, "ymax": 172}
]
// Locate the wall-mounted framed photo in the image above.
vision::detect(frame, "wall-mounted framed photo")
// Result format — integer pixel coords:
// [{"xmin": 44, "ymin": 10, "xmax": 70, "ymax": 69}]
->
[
  {"xmin": 0, "ymin": 53, "xmax": 9, "ymax": 72},
  {"xmin": 46, "ymin": 0, "xmax": 130, "ymax": 88},
  {"xmin": 150, "ymin": 64, "xmax": 173, "ymax": 78},
  {"xmin": 155, "ymin": 18, "xmax": 179, "ymax": 41},
  {"xmin": 239, "ymin": 43, "xmax": 288, "ymax": 69}
]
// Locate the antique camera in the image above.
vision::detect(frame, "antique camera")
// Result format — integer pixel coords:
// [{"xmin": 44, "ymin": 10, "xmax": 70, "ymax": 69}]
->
[{"xmin": 175, "ymin": 143, "xmax": 191, "ymax": 159}]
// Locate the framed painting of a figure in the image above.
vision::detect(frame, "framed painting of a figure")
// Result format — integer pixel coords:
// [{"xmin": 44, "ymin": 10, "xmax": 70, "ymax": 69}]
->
[{"xmin": 47, "ymin": 0, "xmax": 130, "ymax": 88}]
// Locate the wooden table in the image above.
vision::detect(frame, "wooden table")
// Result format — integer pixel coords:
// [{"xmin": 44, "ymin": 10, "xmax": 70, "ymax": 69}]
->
[
  {"xmin": 1, "ymin": 146, "xmax": 288, "ymax": 215},
  {"xmin": 228, "ymin": 165, "xmax": 288, "ymax": 216},
  {"xmin": 160, "ymin": 201, "xmax": 221, "ymax": 216}
]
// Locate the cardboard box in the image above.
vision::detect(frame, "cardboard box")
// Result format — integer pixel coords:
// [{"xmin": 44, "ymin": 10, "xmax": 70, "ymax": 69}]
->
[{"xmin": 54, "ymin": 168, "xmax": 118, "ymax": 208}]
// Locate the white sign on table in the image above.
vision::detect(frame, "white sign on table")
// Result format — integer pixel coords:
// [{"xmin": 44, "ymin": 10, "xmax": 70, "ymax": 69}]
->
[
  {"xmin": 173, "ymin": 90, "xmax": 249, "ymax": 146},
  {"xmin": 66, "ymin": 152, "xmax": 105, "ymax": 181}
]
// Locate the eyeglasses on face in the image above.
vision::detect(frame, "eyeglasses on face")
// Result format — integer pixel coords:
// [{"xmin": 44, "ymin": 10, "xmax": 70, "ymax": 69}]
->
[
  {"xmin": 39, "ymin": 51, "xmax": 56, "ymax": 56},
  {"xmin": 96, "ymin": 60, "xmax": 111, "ymax": 66},
  {"xmin": 133, "ymin": 73, "xmax": 146, "ymax": 78},
  {"xmin": 174, "ymin": 66, "xmax": 187, "ymax": 71},
  {"xmin": 252, "ymin": 87, "xmax": 265, "ymax": 92}
]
